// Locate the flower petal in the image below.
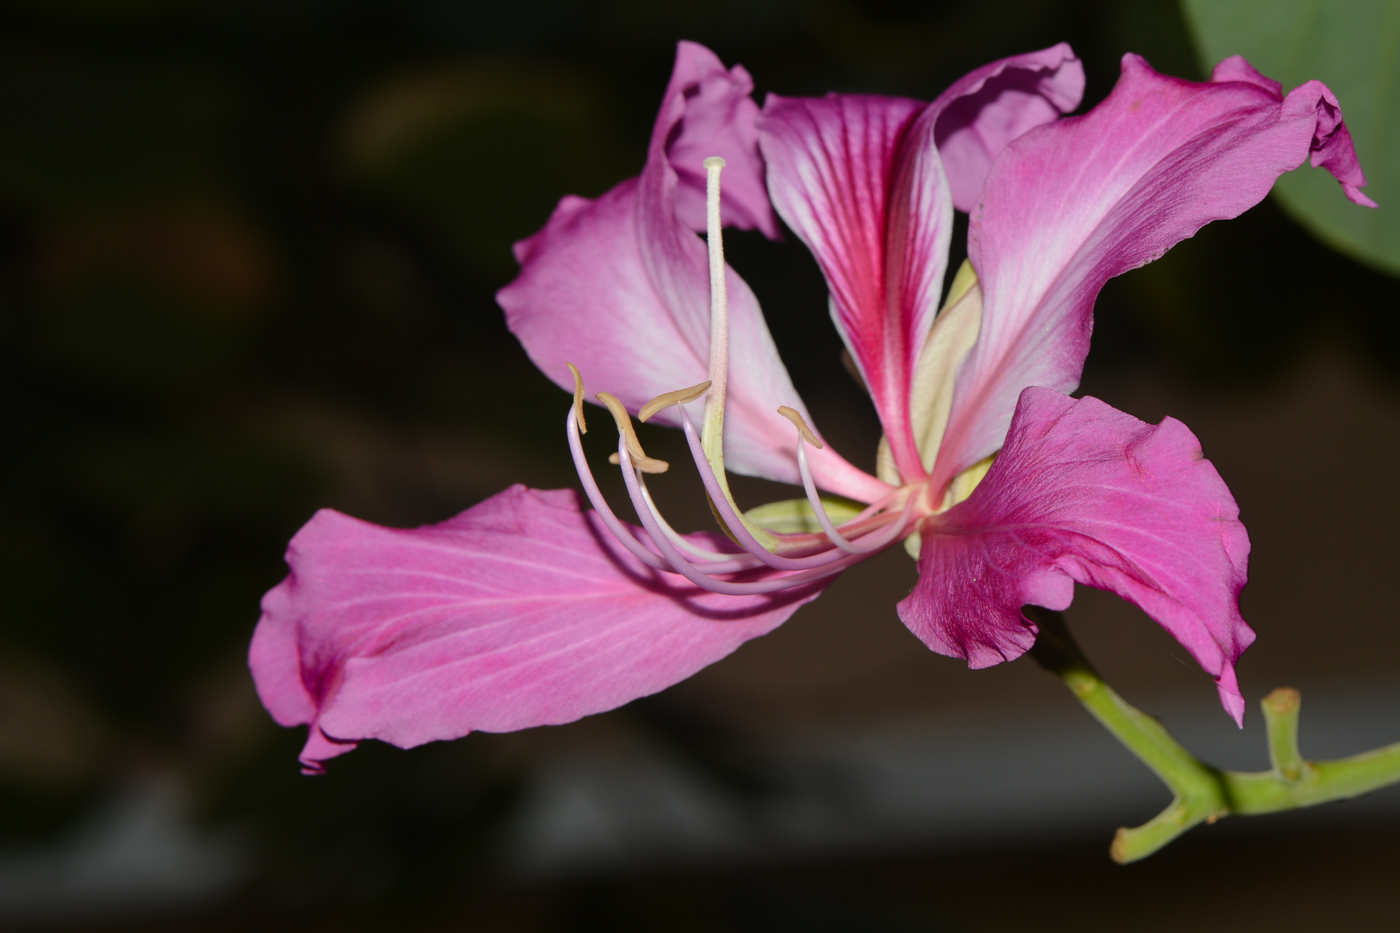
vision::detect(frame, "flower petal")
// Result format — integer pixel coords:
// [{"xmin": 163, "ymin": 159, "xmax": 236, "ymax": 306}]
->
[
  {"xmin": 498, "ymin": 44, "xmax": 888, "ymax": 503},
  {"xmin": 759, "ymin": 47, "xmax": 1081, "ymax": 483},
  {"xmin": 898, "ymin": 388, "xmax": 1253, "ymax": 723},
  {"xmin": 930, "ymin": 43, "xmax": 1086, "ymax": 212},
  {"xmin": 250, "ymin": 485, "xmax": 826, "ymax": 774},
  {"xmin": 664, "ymin": 41, "xmax": 780, "ymax": 238},
  {"xmin": 760, "ymin": 92, "xmax": 949, "ymax": 481},
  {"xmin": 935, "ymin": 54, "xmax": 1374, "ymax": 489}
]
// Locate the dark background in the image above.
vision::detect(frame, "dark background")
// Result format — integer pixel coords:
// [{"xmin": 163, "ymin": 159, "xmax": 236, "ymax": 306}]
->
[{"xmin": 2, "ymin": 0, "xmax": 1398, "ymax": 929}]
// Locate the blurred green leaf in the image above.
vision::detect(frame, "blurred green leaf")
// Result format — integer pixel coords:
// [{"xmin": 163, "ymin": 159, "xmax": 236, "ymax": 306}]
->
[{"xmin": 1183, "ymin": 0, "xmax": 1400, "ymax": 275}]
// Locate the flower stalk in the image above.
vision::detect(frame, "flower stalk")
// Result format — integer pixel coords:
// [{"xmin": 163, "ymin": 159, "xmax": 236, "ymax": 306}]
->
[{"xmin": 1027, "ymin": 608, "xmax": 1400, "ymax": 863}]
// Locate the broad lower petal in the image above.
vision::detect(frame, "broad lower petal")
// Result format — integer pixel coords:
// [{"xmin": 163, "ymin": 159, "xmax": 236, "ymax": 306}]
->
[
  {"xmin": 935, "ymin": 54, "xmax": 1374, "ymax": 490},
  {"xmin": 898, "ymin": 388, "xmax": 1253, "ymax": 723},
  {"xmin": 498, "ymin": 44, "xmax": 888, "ymax": 502},
  {"xmin": 930, "ymin": 43, "xmax": 1085, "ymax": 212},
  {"xmin": 250, "ymin": 485, "xmax": 826, "ymax": 774}
]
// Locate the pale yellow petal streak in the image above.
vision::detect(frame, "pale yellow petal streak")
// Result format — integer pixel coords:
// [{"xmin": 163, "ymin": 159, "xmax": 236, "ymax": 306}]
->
[{"xmin": 909, "ymin": 259, "xmax": 982, "ymax": 473}]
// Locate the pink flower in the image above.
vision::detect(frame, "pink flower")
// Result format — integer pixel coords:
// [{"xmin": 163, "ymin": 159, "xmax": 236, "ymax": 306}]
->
[{"xmin": 250, "ymin": 42, "xmax": 1372, "ymax": 774}]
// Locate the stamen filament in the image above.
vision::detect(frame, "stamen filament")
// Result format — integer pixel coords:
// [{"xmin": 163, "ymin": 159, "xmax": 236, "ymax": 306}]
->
[
  {"xmin": 678, "ymin": 406, "xmax": 880, "ymax": 571},
  {"xmin": 796, "ymin": 439, "xmax": 915, "ymax": 554},
  {"xmin": 617, "ymin": 438, "xmax": 865, "ymax": 595},
  {"xmin": 637, "ymin": 480, "xmax": 739, "ymax": 563},
  {"xmin": 566, "ymin": 406, "xmax": 670, "ymax": 571},
  {"xmin": 567, "ymin": 403, "xmax": 763, "ymax": 576}
]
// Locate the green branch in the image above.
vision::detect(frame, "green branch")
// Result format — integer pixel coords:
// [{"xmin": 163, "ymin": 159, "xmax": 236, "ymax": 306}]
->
[{"xmin": 1026, "ymin": 609, "xmax": 1400, "ymax": 863}]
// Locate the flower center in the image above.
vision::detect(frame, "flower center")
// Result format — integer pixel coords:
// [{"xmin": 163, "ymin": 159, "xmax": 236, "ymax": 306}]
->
[{"xmin": 560, "ymin": 155, "xmax": 915, "ymax": 595}]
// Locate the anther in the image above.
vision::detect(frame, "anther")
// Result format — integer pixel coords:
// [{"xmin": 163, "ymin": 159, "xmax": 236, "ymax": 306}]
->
[
  {"xmin": 566, "ymin": 361, "xmax": 587, "ymax": 434},
  {"xmin": 777, "ymin": 406, "xmax": 823, "ymax": 448},
  {"xmin": 596, "ymin": 392, "xmax": 669, "ymax": 473},
  {"xmin": 640, "ymin": 381, "xmax": 711, "ymax": 423}
]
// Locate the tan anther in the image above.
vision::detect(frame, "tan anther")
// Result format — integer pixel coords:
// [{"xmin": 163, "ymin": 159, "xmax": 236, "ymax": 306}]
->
[
  {"xmin": 777, "ymin": 406, "xmax": 823, "ymax": 448},
  {"xmin": 566, "ymin": 361, "xmax": 586, "ymax": 433},
  {"xmin": 596, "ymin": 392, "xmax": 669, "ymax": 473},
  {"xmin": 639, "ymin": 381, "xmax": 711, "ymax": 423}
]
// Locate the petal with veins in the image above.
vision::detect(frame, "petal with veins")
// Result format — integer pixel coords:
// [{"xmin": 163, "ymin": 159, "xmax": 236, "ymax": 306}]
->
[
  {"xmin": 499, "ymin": 43, "xmax": 888, "ymax": 503},
  {"xmin": 249, "ymin": 485, "xmax": 825, "ymax": 774},
  {"xmin": 929, "ymin": 43, "xmax": 1086, "ymax": 212},
  {"xmin": 760, "ymin": 92, "xmax": 949, "ymax": 481},
  {"xmin": 760, "ymin": 46, "xmax": 1082, "ymax": 483},
  {"xmin": 664, "ymin": 42, "xmax": 780, "ymax": 238},
  {"xmin": 898, "ymin": 388, "xmax": 1253, "ymax": 724},
  {"xmin": 935, "ymin": 54, "xmax": 1375, "ymax": 489}
]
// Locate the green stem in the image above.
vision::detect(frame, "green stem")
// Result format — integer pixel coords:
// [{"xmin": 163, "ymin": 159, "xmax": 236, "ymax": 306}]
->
[{"xmin": 1026, "ymin": 608, "xmax": 1400, "ymax": 863}]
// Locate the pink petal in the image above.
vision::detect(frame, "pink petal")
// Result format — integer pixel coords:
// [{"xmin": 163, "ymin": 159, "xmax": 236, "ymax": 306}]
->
[
  {"xmin": 760, "ymin": 92, "xmax": 943, "ymax": 481},
  {"xmin": 498, "ymin": 44, "xmax": 887, "ymax": 503},
  {"xmin": 898, "ymin": 388, "xmax": 1253, "ymax": 723},
  {"xmin": 929, "ymin": 43, "xmax": 1086, "ymax": 212},
  {"xmin": 664, "ymin": 41, "xmax": 780, "ymax": 238},
  {"xmin": 249, "ymin": 485, "xmax": 826, "ymax": 774},
  {"xmin": 758, "ymin": 47, "xmax": 1082, "ymax": 482},
  {"xmin": 935, "ymin": 54, "xmax": 1375, "ymax": 490}
]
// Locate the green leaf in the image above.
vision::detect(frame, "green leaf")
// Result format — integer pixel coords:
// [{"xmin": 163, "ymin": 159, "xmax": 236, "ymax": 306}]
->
[{"xmin": 1182, "ymin": 0, "xmax": 1400, "ymax": 274}]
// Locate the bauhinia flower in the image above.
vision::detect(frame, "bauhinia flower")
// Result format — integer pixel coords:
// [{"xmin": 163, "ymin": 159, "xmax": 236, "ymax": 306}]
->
[{"xmin": 250, "ymin": 42, "xmax": 1372, "ymax": 774}]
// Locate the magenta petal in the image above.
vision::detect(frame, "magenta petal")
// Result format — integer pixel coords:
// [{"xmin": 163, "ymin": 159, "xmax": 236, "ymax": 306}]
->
[
  {"xmin": 498, "ymin": 44, "xmax": 887, "ymax": 502},
  {"xmin": 929, "ymin": 43, "xmax": 1085, "ymax": 212},
  {"xmin": 758, "ymin": 48, "xmax": 1081, "ymax": 481},
  {"xmin": 760, "ymin": 92, "xmax": 945, "ymax": 480},
  {"xmin": 935, "ymin": 53, "xmax": 1375, "ymax": 488},
  {"xmin": 249, "ymin": 486, "xmax": 826, "ymax": 774},
  {"xmin": 665, "ymin": 41, "xmax": 780, "ymax": 238},
  {"xmin": 898, "ymin": 388, "xmax": 1254, "ymax": 723}
]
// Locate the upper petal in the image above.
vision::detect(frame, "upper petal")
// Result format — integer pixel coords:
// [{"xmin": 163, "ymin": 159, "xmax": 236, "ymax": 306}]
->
[
  {"xmin": 497, "ymin": 44, "xmax": 888, "ymax": 502},
  {"xmin": 935, "ymin": 53, "xmax": 1375, "ymax": 490},
  {"xmin": 760, "ymin": 92, "xmax": 949, "ymax": 482},
  {"xmin": 759, "ymin": 47, "xmax": 1082, "ymax": 484},
  {"xmin": 249, "ymin": 485, "xmax": 826, "ymax": 774},
  {"xmin": 929, "ymin": 43, "xmax": 1086, "ymax": 211},
  {"xmin": 664, "ymin": 41, "xmax": 780, "ymax": 238},
  {"xmin": 898, "ymin": 387, "xmax": 1253, "ymax": 723}
]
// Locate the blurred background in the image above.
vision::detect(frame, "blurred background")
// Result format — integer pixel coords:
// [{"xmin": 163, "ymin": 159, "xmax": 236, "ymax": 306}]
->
[{"xmin": 1, "ymin": 0, "xmax": 1399, "ymax": 930}]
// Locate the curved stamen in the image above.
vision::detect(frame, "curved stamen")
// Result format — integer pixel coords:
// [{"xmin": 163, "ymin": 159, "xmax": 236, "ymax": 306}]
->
[
  {"xmin": 617, "ymin": 437, "xmax": 867, "ymax": 595},
  {"xmin": 676, "ymin": 405, "xmax": 890, "ymax": 571},
  {"xmin": 566, "ymin": 406, "xmax": 672, "ymax": 571},
  {"xmin": 777, "ymin": 404, "xmax": 913, "ymax": 554},
  {"xmin": 566, "ymin": 394, "xmax": 763, "ymax": 576},
  {"xmin": 796, "ymin": 437, "xmax": 915, "ymax": 554},
  {"xmin": 637, "ymin": 479, "xmax": 744, "ymax": 563}
]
